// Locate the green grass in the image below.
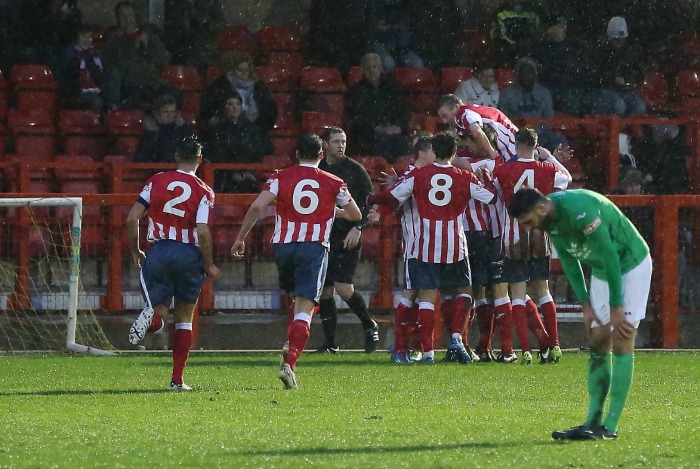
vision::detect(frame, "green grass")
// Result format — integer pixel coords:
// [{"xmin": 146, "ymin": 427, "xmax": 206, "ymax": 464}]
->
[{"xmin": 1, "ymin": 352, "xmax": 699, "ymax": 469}]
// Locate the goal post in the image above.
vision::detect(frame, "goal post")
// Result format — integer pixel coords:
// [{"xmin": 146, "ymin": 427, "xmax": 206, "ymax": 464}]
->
[{"xmin": 0, "ymin": 197, "xmax": 115, "ymax": 355}]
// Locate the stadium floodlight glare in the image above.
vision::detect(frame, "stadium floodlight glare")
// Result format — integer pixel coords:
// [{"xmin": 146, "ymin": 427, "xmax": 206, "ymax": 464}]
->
[{"xmin": 0, "ymin": 197, "xmax": 115, "ymax": 355}]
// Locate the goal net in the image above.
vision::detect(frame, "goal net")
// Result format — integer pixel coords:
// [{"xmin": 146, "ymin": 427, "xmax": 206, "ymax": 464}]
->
[{"xmin": 0, "ymin": 197, "xmax": 114, "ymax": 355}]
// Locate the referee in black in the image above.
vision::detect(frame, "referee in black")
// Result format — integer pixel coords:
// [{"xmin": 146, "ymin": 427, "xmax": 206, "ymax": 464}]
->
[{"xmin": 317, "ymin": 126, "xmax": 379, "ymax": 353}]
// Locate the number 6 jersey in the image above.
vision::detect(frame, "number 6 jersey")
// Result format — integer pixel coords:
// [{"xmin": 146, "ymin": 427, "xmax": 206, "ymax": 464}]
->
[
  {"xmin": 138, "ymin": 169, "xmax": 215, "ymax": 246},
  {"xmin": 389, "ymin": 162, "xmax": 495, "ymax": 263},
  {"xmin": 264, "ymin": 163, "xmax": 352, "ymax": 248}
]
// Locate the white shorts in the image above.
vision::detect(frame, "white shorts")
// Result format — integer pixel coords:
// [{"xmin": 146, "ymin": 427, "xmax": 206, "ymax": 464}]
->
[{"xmin": 589, "ymin": 254, "xmax": 652, "ymax": 330}]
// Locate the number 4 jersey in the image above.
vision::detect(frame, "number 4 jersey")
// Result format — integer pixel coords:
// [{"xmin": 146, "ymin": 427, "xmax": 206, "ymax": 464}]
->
[
  {"xmin": 389, "ymin": 162, "xmax": 495, "ymax": 263},
  {"xmin": 139, "ymin": 169, "xmax": 215, "ymax": 246},
  {"xmin": 264, "ymin": 163, "xmax": 353, "ymax": 248}
]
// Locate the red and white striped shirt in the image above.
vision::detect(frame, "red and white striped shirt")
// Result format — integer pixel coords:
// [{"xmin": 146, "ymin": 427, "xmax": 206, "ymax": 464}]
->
[
  {"xmin": 454, "ymin": 104, "xmax": 519, "ymax": 161},
  {"xmin": 390, "ymin": 162, "xmax": 495, "ymax": 263},
  {"xmin": 264, "ymin": 163, "xmax": 352, "ymax": 248},
  {"xmin": 462, "ymin": 157, "xmax": 501, "ymax": 237},
  {"xmin": 139, "ymin": 170, "xmax": 215, "ymax": 246},
  {"xmin": 493, "ymin": 158, "xmax": 571, "ymax": 258}
]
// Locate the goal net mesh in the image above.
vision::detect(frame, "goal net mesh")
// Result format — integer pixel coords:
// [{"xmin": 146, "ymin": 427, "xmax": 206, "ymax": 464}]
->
[{"xmin": 0, "ymin": 199, "xmax": 113, "ymax": 353}]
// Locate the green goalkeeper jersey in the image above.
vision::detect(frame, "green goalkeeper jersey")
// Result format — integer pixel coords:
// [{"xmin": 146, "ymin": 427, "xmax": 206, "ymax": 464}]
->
[{"xmin": 544, "ymin": 189, "xmax": 650, "ymax": 307}]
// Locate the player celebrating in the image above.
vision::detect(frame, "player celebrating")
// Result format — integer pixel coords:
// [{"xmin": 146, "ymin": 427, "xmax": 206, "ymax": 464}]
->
[
  {"xmin": 493, "ymin": 128, "xmax": 571, "ymax": 364},
  {"xmin": 509, "ymin": 188, "xmax": 651, "ymax": 440},
  {"xmin": 436, "ymin": 94, "xmax": 519, "ymax": 161},
  {"xmin": 230, "ymin": 133, "xmax": 361, "ymax": 390},
  {"xmin": 127, "ymin": 136, "xmax": 221, "ymax": 391},
  {"xmin": 370, "ymin": 131, "xmax": 496, "ymax": 364}
]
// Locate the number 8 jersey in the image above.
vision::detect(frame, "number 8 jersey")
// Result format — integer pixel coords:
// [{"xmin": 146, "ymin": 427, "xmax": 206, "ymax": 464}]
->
[
  {"xmin": 139, "ymin": 169, "xmax": 215, "ymax": 246},
  {"xmin": 264, "ymin": 163, "xmax": 352, "ymax": 248},
  {"xmin": 390, "ymin": 162, "xmax": 495, "ymax": 263}
]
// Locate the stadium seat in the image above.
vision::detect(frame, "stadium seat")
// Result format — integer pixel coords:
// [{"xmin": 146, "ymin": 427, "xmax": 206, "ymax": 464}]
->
[
  {"xmin": 10, "ymin": 63, "xmax": 59, "ymax": 117},
  {"xmin": 440, "ymin": 67, "xmax": 473, "ymax": 93},
  {"xmin": 55, "ymin": 184, "xmax": 106, "ymax": 257},
  {"xmin": 300, "ymin": 67, "xmax": 347, "ymax": 93},
  {"xmin": 0, "ymin": 70, "xmax": 7, "ymax": 123},
  {"xmin": 394, "ymin": 154, "xmax": 415, "ymax": 171},
  {"xmin": 346, "ymin": 66, "xmax": 364, "ymax": 87},
  {"xmin": 270, "ymin": 136, "xmax": 298, "ymax": 158},
  {"xmin": 269, "ymin": 112, "xmax": 300, "ymax": 138},
  {"xmin": 304, "ymin": 93, "xmax": 345, "ymax": 115},
  {"xmin": 7, "ymin": 108, "xmax": 56, "ymax": 158},
  {"xmin": 395, "ymin": 68, "xmax": 439, "ymax": 113},
  {"xmin": 216, "ymin": 25, "xmax": 258, "ymax": 59},
  {"xmin": 675, "ymin": 70, "xmax": 700, "ymax": 98},
  {"xmin": 256, "ymin": 65, "xmax": 297, "ymax": 92},
  {"xmin": 204, "ymin": 66, "xmax": 224, "ymax": 86},
  {"xmin": 258, "ymin": 26, "xmax": 303, "ymax": 52},
  {"xmin": 211, "ymin": 205, "xmax": 248, "ymax": 258},
  {"xmin": 267, "ymin": 52, "xmax": 303, "ymax": 80},
  {"xmin": 496, "ymin": 68, "xmax": 515, "ymax": 89},
  {"xmin": 301, "ymin": 112, "xmax": 342, "ymax": 134},
  {"xmin": 635, "ymin": 72, "xmax": 669, "ymax": 112},
  {"xmin": 461, "ymin": 29, "xmax": 491, "ymax": 64},
  {"xmin": 54, "ymin": 154, "xmax": 100, "ymax": 182},
  {"xmin": 106, "ymin": 110, "xmax": 144, "ymax": 156},
  {"xmin": 161, "ymin": 65, "xmax": 203, "ymax": 116},
  {"xmin": 263, "ymin": 154, "xmax": 294, "ymax": 168},
  {"xmin": 352, "ymin": 155, "xmax": 387, "ymax": 172},
  {"xmin": 58, "ymin": 110, "xmax": 106, "ymax": 158}
]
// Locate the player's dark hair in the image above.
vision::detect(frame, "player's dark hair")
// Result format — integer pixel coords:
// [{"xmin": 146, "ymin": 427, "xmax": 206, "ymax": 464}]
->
[
  {"xmin": 437, "ymin": 94, "xmax": 463, "ymax": 109},
  {"xmin": 482, "ymin": 124, "xmax": 497, "ymax": 149},
  {"xmin": 175, "ymin": 135, "xmax": 202, "ymax": 163},
  {"xmin": 320, "ymin": 126, "xmax": 345, "ymax": 142},
  {"xmin": 508, "ymin": 188, "xmax": 547, "ymax": 219},
  {"xmin": 432, "ymin": 131, "xmax": 457, "ymax": 161},
  {"xmin": 297, "ymin": 133, "xmax": 323, "ymax": 161},
  {"xmin": 515, "ymin": 127, "xmax": 539, "ymax": 148},
  {"xmin": 412, "ymin": 133, "xmax": 433, "ymax": 155}
]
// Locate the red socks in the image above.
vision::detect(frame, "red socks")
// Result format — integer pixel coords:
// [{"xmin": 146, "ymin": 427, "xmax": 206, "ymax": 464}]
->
[
  {"xmin": 475, "ymin": 303, "xmax": 494, "ymax": 352},
  {"xmin": 171, "ymin": 323, "xmax": 192, "ymax": 385},
  {"xmin": 394, "ymin": 301, "xmax": 411, "ymax": 354},
  {"xmin": 418, "ymin": 303, "xmax": 435, "ymax": 352},
  {"xmin": 512, "ymin": 300, "xmax": 531, "ymax": 352},
  {"xmin": 148, "ymin": 312, "xmax": 164, "ymax": 333},
  {"xmin": 285, "ymin": 318, "xmax": 311, "ymax": 371},
  {"xmin": 452, "ymin": 295, "xmax": 471, "ymax": 341},
  {"xmin": 494, "ymin": 299, "xmax": 514, "ymax": 355},
  {"xmin": 540, "ymin": 298, "xmax": 559, "ymax": 347},
  {"xmin": 525, "ymin": 298, "xmax": 550, "ymax": 350}
]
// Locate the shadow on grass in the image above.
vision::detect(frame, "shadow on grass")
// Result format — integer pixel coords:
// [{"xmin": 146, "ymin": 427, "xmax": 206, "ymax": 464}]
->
[
  {"xmin": 226, "ymin": 440, "xmax": 553, "ymax": 457},
  {"xmin": 143, "ymin": 357, "xmax": 386, "ymax": 368},
  {"xmin": 0, "ymin": 389, "xmax": 171, "ymax": 397}
]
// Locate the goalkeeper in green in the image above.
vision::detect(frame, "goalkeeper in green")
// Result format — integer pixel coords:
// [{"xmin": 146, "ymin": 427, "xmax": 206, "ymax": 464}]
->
[{"xmin": 508, "ymin": 188, "xmax": 651, "ymax": 441}]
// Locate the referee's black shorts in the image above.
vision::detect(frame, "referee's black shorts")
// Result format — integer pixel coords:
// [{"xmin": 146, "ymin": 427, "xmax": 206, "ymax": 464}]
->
[{"xmin": 324, "ymin": 232, "xmax": 362, "ymax": 286}]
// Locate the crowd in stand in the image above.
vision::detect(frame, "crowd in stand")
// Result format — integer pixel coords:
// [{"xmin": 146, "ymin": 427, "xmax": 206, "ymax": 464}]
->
[{"xmin": 0, "ymin": 0, "xmax": 698, "ymax": 195}]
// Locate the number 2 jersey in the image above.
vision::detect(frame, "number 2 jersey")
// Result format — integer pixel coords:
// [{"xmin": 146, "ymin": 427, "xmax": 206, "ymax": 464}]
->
[
  {"xmin": 139, "ymin": 169, "xmax": 215, "ymax": 246},
  {"xmin": 389, "ymin": 162, "xmax": 495, "ymax": 263},
  {"xmin": 264, "ymin": 163, "xmax": 353, "ymax": 248}
]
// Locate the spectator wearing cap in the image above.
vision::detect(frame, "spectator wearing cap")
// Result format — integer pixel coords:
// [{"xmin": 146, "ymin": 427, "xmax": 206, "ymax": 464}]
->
[
  {"xmin": 588, "ymin": 16, "xmax": 646, "ymax": 117},
  {"xmin": 525, "ymin": 14, "xmax": 595, "ymax": 116},
  {"xmin": 134, "ymin": 94, "xmax": 195, "ymax": 163},
  {"xmin": 497, "ymin": 56, "xmax": 568, "ymax": 151},
  {"xmin": 454, "ymin": 62, "xmax": 500, "ymax": 107}
]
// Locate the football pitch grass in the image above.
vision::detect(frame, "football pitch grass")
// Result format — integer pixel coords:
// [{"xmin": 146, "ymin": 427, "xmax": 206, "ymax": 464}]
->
[{"xmin": 1, "ymin": 351, "xmax": 699, "ymax": 468}]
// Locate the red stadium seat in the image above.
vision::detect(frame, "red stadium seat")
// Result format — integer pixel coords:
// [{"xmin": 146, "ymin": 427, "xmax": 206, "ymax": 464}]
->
[
  {"xmin": 636, "ymin": 72, "xmax": 669, "ymax": 112},
  {"xmin": 54, "ymin": 154, "xmax": 100, "ymax": 182},
  {"xmin": 263, "ymin": 154, "xmax": 294, "ymax": 168},
  {"xmin": 496, "ymin": 68, "xmax": 515, "ymax": 89},
  {"xmin": 106, "ymin": 110, "xmax": 144, "ymax": 156},
  {"xmin": 352, "ymin": 155, "xmax": 387, "ymax": 171},
  {"xmin": 267, "ymin": 52, "xmax": 303, "ymax": 80},
  {"xmin": 211, "ymin": 205, "xmax": 248, "ymax": 258},
  {"xmin": 204, "ymin": 66, "xmax": 224, "ymax": 86},
  {"xmin": 346, "ymin": 66, "xmax": 364, "ymax": 87},
  {"xmin": 256, "ymin": 65, "xmax": 297, "ymax": 92},
  {"xmin": 7, "ymin": 108, "xmax": 56, "ymax": 158},
  {"xmin": 259, "ymin": 26, "xmax": 303, "ymax": 52},
  {"xmin": 395, "ymin": 68, "xmax": 439, "ymax": 113},
  {"xmin": 440, "ymin": 67, "xmax": 473, "ymax": 93},
  {"xmin": 58, "ymin": 110, "xmax": 106, "ymax": 158},
  {"xmin": 216, "ymin": 26, "xmax": 257, "ymax": 59},
  {"xmin": 304, "ymin": 93, "xmax": 345, "ymax": 115},
  {"xmin": 10, "ymin": 63, "xmax": 59, "ymax": 117},
  {"xmin": 301, "ymin": 112, "xmax": 342, "ymax": 134},
  {"xmin": 270, "ymin": 136, "xmax": 298, "ymax": 158},
  {"xmin": 461, "ymin": 29, "xmax": 491, "ymax": 63},
  {"xmin": 269, "ymin": 112, "xmax": 300, "ymax": 138},
  {"xmin": 675, "ymin": 70, "xmax": 700, "ymax": 98},
  {"xmin": 300, "ymin": 67, "xmax": 346, "ymax": 93},
  {"xmin": 161, "ymin": 65, "xmax": 203, "ymax": 116}
]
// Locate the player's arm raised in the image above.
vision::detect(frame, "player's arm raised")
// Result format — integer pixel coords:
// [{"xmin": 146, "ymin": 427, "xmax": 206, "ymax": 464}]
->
[
  {"xmin": 470, "ymin": 122, "xmax": 499, "ymax": 159},
  {"xmin": 126, "ymin": 201, "xmax": 148, "ymax": 267},
  {"xmin": 231, "ymin": 191, "xmax": 277, "ymax": 259}
]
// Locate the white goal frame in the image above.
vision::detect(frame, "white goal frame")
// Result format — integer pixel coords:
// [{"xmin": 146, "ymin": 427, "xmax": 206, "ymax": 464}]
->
[{"xmin": 2, "ymin": 197, "xmax": 114, "ymax": 355}]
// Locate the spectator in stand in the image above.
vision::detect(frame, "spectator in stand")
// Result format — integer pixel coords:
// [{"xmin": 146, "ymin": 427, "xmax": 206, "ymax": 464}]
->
[
  {"xmin": 56, "ymin": 25, "xmax": 106, "ymax": 113},
  {"xmin": 527, "ymin": 14, "xmax": 594, "ymax": 117},
  {"xmin": 365, "ymin": 0, "xmax": 424, "ymax": 75},
  {"xmin": 134, "ymin": 94, "xmax": 195, "ymax": 163},
  {"xmin": 102, "ymin": 0, "xmax": 176, "ymax": 110},
  {"xmin": 491, "ymin": 0, "xmax": 542, "ymax": 66},
  {"xmin": 632, "ymin": 125, "xmax": 690, "ymax": 195},
  {"xmin": 199, "ymin": 55, "xmax": 277, "ymax": 137},
  {"xmin": 498, "ymin": 56, "xmax": 567, "ymax": 152},
  {"xmin": 307, "ymin": 0, "xmax": 367, "ymax": 74},
  {"xmin": 588, "ymin": 17, "xmax": 646, "ymax": 117},
  {"xmin": 203, "ymin": 92, "xmax": 273, "ymax": 193},
  {"xmin": 346, "ymin": 52, "xmax": 410, "ymax": 163},
  {"xmin": 163, "ymin": 0, "xmax": 226, "ymax": 70},
  {"xmin": 454, "ymin": 62, "xmax": 500, "ymax": 107}
]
